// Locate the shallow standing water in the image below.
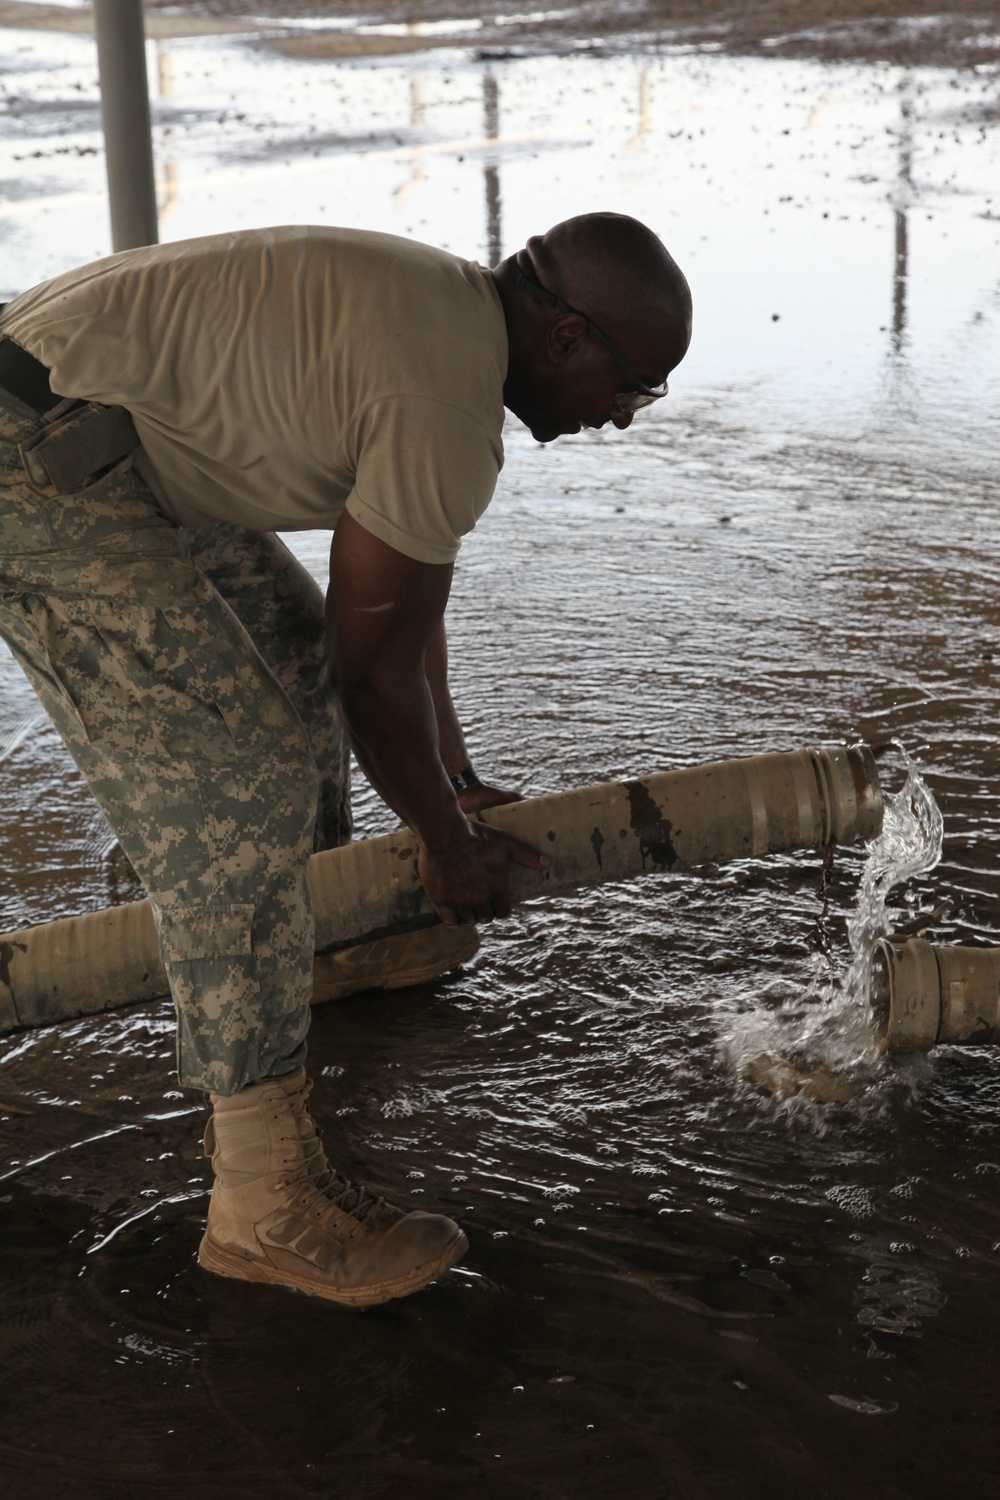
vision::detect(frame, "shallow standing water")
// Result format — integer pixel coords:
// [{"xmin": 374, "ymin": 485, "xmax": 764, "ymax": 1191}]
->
[{"xmin": 1, "ymin": 10, "xmax": 999, "ymax": 1497}]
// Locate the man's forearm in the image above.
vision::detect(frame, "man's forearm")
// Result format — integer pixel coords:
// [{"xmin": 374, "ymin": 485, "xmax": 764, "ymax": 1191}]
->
[
  {"xmin": 326, "ymin": 510, "xmax": 475, "ymax": 853},
  {"xmin": 424, "ymin": 621, "xmax": 471, "ymax": 777},
  {"xmin": 337, "ymin": 665, "xmax": 469, "ymax": 856}
]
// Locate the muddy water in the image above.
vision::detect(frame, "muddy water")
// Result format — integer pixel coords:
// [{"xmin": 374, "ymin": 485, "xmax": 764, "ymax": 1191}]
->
[{"xmin": 2, "ymin": 17, "xmax": 1000, "ymax": 1499}]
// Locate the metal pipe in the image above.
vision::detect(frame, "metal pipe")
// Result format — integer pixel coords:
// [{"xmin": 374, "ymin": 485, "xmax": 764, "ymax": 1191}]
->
[
  {"xmin": 871, "ymin": 937, "xmax": 1000, "ymax": 1051},
  {"xmin": 93, "ymin": 0, "xmax": 159, "ymax": 251},
  {"xmin": 0, "ymin": 743, "xmax": 882, "ymax": 1035}
]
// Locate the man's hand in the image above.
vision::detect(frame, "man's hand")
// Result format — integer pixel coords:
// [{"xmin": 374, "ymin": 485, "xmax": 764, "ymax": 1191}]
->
[
  {"xmin": 457, "ymin": 781, "xmax": 524, "ymax": 818},
  {"xmin": 419, "ymin": 820, "xmax": 549, "ymax": 926}
]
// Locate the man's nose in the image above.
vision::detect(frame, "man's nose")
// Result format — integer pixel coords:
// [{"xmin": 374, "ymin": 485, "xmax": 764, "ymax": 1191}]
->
[{"xmin": 611, "ymin": 410, "xmax": 634, "ymax": 431}]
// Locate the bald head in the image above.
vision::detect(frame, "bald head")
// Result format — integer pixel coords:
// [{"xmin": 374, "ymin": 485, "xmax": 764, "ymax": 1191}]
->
[
  {"xmin": 523, "ymin": 211, "xmax": 692, "ymax": 365},
  {"xmin": 493, "ymin": 211, "xmax": 691, "ymax": 442}
]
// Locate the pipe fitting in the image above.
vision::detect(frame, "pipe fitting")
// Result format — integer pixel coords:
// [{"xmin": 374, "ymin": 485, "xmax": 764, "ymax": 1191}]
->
[
  {"xmin": 871, "ymin": 937, "xmax": 1000, "ymax": 1051},
  {"xmin": 810, "ymin": 743, "xmax": 883, "ymax": 845}
]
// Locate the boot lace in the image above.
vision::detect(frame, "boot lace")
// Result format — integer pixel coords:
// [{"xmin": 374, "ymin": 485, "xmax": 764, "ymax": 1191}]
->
[{"xmin": 274, "ymin": 1077, "xmax": 385, "ymax": 1229}]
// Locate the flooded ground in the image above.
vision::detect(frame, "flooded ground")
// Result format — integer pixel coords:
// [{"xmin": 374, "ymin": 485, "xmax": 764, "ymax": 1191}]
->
[{"xmin": 2, "ymin": 6, "xmax": 1000, "ymax": 1497}]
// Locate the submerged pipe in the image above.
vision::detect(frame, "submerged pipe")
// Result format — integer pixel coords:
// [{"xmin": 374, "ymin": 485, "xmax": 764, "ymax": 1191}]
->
[
  {"xmin": 0, "ymin": 743, "xmax": 881, "ymax": 1035},
  {"xmin": 871, "ymin": 938, "xmax": 1000, "ymax": 1052}
]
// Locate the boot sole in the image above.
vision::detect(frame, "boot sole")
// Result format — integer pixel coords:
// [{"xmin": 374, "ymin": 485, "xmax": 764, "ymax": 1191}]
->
[
  {"xmin": 311, "ymin": 927, "xmax": 479, "ymax": 1003},
  {"xmin": 197, "ymin": 1227, "xmax": 469, "ymax": 1308}
]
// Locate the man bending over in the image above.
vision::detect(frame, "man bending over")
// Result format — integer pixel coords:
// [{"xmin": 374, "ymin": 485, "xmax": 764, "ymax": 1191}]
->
[{"xmin": 0, "ymin": 212, "xmax": 691, "ymax": 1306}]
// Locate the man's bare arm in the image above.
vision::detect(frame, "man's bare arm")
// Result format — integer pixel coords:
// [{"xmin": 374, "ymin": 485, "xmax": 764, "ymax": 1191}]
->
[
  {"xmin": 327, "ymin": 510, "xmax": 460, "ymax": 847},
  {"xmin": 425, "ymin": 620, "xmax": 524, "ymax": 816},
  {"xmin": 327, "ymin": 510, "xmax": 545, "ymax": 923},
  {"xmin": 423, "ymin": 619, "xmax": 471, "ymax": 782}
]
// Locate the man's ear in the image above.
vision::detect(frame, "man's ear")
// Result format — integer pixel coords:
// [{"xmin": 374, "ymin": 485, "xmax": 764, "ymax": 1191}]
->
[{"xmin": 547, "ymin": 312, "xmax": 588, "ymax": 365}]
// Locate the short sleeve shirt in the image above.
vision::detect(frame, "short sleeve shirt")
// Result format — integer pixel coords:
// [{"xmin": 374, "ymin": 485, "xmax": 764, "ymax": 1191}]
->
[{"xmin": 0, "ymin": 226, "xmax": 508, "ymax": 564}]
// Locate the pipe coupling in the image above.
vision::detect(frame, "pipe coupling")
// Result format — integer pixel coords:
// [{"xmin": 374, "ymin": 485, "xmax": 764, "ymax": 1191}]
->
[
  {"xmin": 811, "ymin": 743, "xmax": 883, "ymax": 845},
  {"xmin": 871, "ymin": 937, "xmax": 1000, "ymax": 1051}
]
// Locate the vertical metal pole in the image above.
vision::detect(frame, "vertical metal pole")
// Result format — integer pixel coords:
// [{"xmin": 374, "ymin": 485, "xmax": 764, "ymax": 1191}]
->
[{"xmin": 93, "ymin": 0, "xmax": 159, "ymax": 251}]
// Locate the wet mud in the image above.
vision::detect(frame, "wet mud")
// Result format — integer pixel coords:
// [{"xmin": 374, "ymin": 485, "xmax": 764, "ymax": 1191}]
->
[
  {"xmin": 2, "ymin": 3, "xmax": 1000, "ymax": 1497},
  {"xmin": 5, "ymin": 0, "xmax": 1000, "ymax": 66},
  {"xmin": 145, "ymin": 0, "xmax": 1000, "ymax": 69}
]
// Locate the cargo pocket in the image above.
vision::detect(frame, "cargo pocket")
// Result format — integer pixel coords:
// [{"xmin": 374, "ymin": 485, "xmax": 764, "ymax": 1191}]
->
[{"xmin": 157, "ymin": 903, "xmax": 257, "ymax": 968}]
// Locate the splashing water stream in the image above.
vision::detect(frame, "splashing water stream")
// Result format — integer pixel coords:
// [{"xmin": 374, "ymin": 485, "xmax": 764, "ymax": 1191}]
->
[
  {"xmin": 721, "ymin": 746, "xmax": 944, "ymax": 1105},
  {"xmin": 841, "ymin": 744, "xmax": 945, "ymax": 1017}
]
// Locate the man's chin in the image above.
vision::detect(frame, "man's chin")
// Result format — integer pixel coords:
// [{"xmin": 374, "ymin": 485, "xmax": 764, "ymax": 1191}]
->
[{"xmin": 529, "ymin": 421, "xmax": 568, "ymax": 444}]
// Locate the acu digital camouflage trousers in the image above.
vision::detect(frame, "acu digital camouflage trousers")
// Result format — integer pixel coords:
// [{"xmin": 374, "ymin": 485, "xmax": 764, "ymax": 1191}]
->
[{"xmin": 0, "ymin": 388, "xmax": 351, "ymax": 1095}]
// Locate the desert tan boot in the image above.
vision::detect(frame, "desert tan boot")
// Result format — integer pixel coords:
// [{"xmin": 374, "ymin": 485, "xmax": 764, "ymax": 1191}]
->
[
  {"xmin": 198, "ymin": 1068, "xmax": 467, "ymax": 1307},
  {"xmin": 311, "ymin": 922, "xmax": 479, "ymax": 1004}
]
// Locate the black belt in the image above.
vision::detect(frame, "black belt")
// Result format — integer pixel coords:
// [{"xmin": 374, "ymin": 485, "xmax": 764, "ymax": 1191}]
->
[
  {"xmin": 0, "ymin": 335, "xmax": 140, "ymax": 491},
  {"xmin": 0, "ymin": 336, "xmax": 61, "ymax": 414}
]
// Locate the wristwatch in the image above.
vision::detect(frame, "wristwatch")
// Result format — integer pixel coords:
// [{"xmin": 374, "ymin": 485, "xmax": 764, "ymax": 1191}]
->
[{"xmin": 449, "ymin": 763, "xmax": 481, "ymax": 795}]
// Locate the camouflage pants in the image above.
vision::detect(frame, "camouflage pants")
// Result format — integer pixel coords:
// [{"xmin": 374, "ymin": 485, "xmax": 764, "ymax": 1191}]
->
[{"xmin": 0, "ymin": 388, "xmax": 351, "ymax": 1095}]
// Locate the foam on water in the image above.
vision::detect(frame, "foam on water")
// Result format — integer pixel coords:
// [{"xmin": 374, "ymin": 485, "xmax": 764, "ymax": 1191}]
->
[{"xmin": 719, "ymin": 745, "xmax": 944, "ymax": 1115}]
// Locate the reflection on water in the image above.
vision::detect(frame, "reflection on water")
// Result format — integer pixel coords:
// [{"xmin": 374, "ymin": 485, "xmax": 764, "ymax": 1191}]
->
[
  {"xmin": 483, "ymin": 70, "xmax": 502, "ymax": 268},
  {"xmin": 1, "ymin": 19, "xmax": 999, "ymax": 1500},
  {"xmin": 891, "ymin": 77, "xmax": 914, "ymax": 354}
]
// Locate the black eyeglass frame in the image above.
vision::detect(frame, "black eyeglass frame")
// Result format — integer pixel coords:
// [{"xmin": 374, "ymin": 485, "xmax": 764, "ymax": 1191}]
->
[{"xmin": 511, "ymin": 261, "xmax": 668, "ymax": 410}]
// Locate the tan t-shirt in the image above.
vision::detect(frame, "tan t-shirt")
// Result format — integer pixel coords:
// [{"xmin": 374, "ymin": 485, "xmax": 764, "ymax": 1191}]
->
[{"xmin": 0, "ymin": 226, "xmax": 508, "ymax": 564}]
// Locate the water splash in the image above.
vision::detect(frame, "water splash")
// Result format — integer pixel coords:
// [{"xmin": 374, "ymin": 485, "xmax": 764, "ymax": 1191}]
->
[
  {"xmin": 720, "ymin": 743, "xmax": 943, "ymax": 1112},
  {"xmin": 841, "ymin": 742, "xmax": 944, "ymax": 1013}
]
